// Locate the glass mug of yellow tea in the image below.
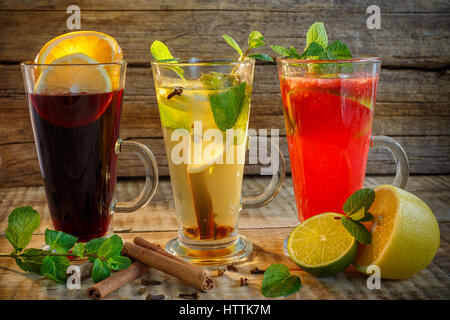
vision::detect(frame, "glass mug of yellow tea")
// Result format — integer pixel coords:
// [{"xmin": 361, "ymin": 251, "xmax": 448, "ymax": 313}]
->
[{"xmin": 151, "ymin": 43, "xmax": 285, "ymax": 265}]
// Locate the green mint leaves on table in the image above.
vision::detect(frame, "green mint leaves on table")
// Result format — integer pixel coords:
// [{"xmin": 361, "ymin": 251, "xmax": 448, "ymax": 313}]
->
[
  {"xmin": 340, "ymin": 188, "xmax": 376, "ymax": 245},
  {"xmin": 5, "ymin": 206, "xmax": 40, "ymax": 253},
  {"xmin": 150, "ymin": 40, "xmax": 185, "ymax": 79},
  {"xmin": 271, "ymin": 22, "xmax": 353, "ymax": 72},
  {"xmin": 1, "ymin": 206, "xmax": 131, "ymax": 284},
  {"xmin": 261, "ymin": 264, "xmax": 301, "ymax": 297}
]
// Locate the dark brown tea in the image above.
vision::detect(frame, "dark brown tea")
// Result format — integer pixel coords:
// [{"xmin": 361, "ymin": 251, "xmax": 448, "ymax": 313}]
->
[{"xmin": 29, "ymin": 90, "xmax": 123, "ymax": 241}]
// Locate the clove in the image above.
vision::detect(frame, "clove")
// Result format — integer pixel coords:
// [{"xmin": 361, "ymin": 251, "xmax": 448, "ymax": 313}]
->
[
  {"xmin": 226, "ymin": 263, "xmax": 238, "ymax": 272},
  {"xmin": 146, "ymin": 294, "xmax": 165, "ymax": 300},
  {"xmin": 240, "ymin": 278, "xmax": 248, "ymax": 286},
  {"xmin": 167, "ymin": 87, "xmax": 183, "ymax": 100},
  {"xmin": 179, "ymin": 292, "xmax": 200, "ymax": 300},
  {"xmin": 250, "ymin": 266, "xmax": 266, "ymax": 274}
]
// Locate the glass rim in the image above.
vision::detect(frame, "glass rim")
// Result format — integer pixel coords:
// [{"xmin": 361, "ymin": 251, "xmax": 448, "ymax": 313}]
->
[
  {"xmin": 20, "ymin": 60, "xmax": 127, "ymax": 67},
  {"xmin": 277, "ymin": 56, "xmax": 382, "ymax": 64},
  {"xmin": 151, "ymin": 57, "xmax": 254, "ymax": 67}
]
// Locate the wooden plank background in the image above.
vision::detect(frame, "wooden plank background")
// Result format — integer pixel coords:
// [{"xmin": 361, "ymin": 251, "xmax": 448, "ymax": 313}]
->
[{"xmin": 0, "ymin": 0, "xmax": 449, "ymax": 187}]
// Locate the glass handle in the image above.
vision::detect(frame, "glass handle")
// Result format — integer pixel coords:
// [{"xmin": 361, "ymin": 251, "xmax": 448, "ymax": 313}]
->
[
  {"xmin": 114, "ymin": 138, "xmax": 159, "ymax": 213},
  {"xmin": 370, "ymin": 135, "xmax": 409, "ymax": 188},
  {"xmin": 242, "ymin": 136, "xmax": 286, "ymax": 209}
]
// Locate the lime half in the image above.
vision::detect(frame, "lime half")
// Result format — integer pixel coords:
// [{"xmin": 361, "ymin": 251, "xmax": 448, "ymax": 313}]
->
[{"xmin": 287, "ymin": 212, "xmax": 357, "ymax": 277}]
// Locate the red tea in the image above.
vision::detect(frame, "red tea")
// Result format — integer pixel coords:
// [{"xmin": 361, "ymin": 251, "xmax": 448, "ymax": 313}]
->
[
  {"xmin": 279, "ymin": 75, "xmax": 377, "ymax": 221},
  {"xmin": 29, "ymin": 90, "xmax": 123, "ymax": 241}
]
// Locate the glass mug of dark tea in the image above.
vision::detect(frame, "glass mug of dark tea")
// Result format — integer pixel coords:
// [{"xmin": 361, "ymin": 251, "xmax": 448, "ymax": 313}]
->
[{"xmin": 21, "ymin": 58, "xmax": 158, "ymax": 242}]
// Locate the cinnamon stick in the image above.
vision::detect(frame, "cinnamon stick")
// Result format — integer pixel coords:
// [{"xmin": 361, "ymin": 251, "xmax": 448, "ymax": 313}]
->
[
  {"xmin": 87, "ymin": 261, "xmax": 148, "ymax": 300},
  {"xmin": 133, "ymin": 237, "xmax": 190, "ymax": 266},
  {"xmin": 122, "ymin": 242, "xmax": 214, "ymax": 291},
  {"xmin": 67, "ymin": 262, "xmax": 93, "ymax": 281}
]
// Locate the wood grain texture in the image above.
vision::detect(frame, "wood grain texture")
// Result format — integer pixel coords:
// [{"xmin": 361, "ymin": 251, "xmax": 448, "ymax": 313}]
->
[
  {"xmin": 0, "ymin": 0, "xmax": 449, "ymax": 12},
  {"xmin": 0, "ymin": 8, "xmax": 449, "ymax": 67},
  {"xmin": 0, "ymin": 176, "xmax": 448, "ymax": 300}
]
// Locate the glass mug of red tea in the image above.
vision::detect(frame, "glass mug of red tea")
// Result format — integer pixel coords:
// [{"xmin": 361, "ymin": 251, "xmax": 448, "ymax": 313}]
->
[
  {"xmin": 21, "ymin": 59, "xmax": 159, "ymax": 242},
  {"xmin": 277, "ymin": 57, "xmax": 409, "ymax": 231}
]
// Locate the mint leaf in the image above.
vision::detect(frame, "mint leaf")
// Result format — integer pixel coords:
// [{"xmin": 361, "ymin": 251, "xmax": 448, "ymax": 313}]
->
[
  {"xmin": 300, "ymin": 42, "xmax": 326, "ymax": 59},
  {"xmin": 16, "ymin": 248, "xmax": 45, "ymax": 274},
  {"xmin": 45, "ymin": 229, "xmax": 78, "ymax": 253},
  {"xmin": 72, "ymin": 242, "xmax": 85, "ymax": 258},
  {"xmin": 85, "ymin": 237, "xmax": 108, "ymax": 262},
  {"xmin": 5, "ymin": 206, "xmax": 40, "ymax": 252},
  {"xmin": 306, "ymin": 22, "xmax": 328, "ymax": 49},
  {"xmin": 107, "ymin": 256, "xmax": 131, "ymax": 271},
  {"xmin": 247, "ymin": 53, "xmax": 273, "ymax": 62},
  {"xmin": 150, "ymin": 40, "xmax": 184, "ymax": 79},
  {"xmin": 92, "ymin": 259, "xmax": 111, "ymax": 283},
  {"xmin": 222, "ymin": 35, "xmax": 243, "ymax": 56},
  {"xmin": 150, "ymin": 40, "xmax": 176, "ymax": 61},
  {"xmin": 326, "ymin": 40, "xmax": 352, "ymax": 59},
  {"xmin": 271, "ymin": 45, "xmax": 291, "ymax": 57},
  {"xmin": 97, "ymin": 234, "xmax": 123, "ymax": 259},
  {"xmin": 248, "ymin": 31, "xmax": 265, "ymax": 49},
  {"xmin": 209, "ymin": 82, "xmax": 247, "ymax": 131},
  {"xmin": 262, "ymin": 264, "xmax": 301, "ymax": 297},
  {"xmin": 271, "ymin": 45, "xmax": 301, "ymax": 59},
  {"xmin": 343, "ymin": 188, "xmax": 375, "ymax": 215},
  {"xmin": 41, "ymin": 255, "xmax": 70, "ymax": 284},
  {"xmin": 200, "ymin": 72, "xmax": 239, "ymax": 89},
  {"xmin": 224, "ymin": 31, "xmax": 269, "ymax": 61},
  {"xmin": 289, "ymin": 46, "xmax": 301, "ymax": 59},
  {"xmin": 341, "ymin": 217, "xmax": 372, "ymax": 245}
]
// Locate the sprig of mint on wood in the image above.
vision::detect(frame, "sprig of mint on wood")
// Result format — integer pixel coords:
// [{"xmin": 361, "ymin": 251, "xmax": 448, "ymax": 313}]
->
[
  {"xmin": 271, "ymin": 22, "xmax": 353, "ymax": 73},
  {"xmin": 340, "ymin": 188, "xmax": 375, "ymax": 245},
  {"xmin": 1, "ymin": 206, "xmax": 131, "ymax": 284},
  {"xmin": 261, "ymin": 264, "xmax": 301, "ymax": 297}
]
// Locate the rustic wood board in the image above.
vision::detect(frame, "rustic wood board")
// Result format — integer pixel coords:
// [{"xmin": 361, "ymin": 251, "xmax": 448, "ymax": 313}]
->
[
  {"xmin": 0, "ymin": 3, "xmax": 449, "ymax": 67},
  {"xmin": 0, "ymin": 176, "xmax": 448, "ymax": 300}
]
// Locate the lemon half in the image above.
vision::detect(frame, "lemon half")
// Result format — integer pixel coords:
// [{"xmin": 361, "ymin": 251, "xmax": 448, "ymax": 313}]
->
[{"xmin": 354, "ymin": 185, "xmax": 440, "ymax": 279}]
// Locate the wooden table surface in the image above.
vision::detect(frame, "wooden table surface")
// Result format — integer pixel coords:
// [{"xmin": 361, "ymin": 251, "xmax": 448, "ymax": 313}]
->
[{"xmin": 0, "ymin": 175, "xmax": 448, "ymax": 300}]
